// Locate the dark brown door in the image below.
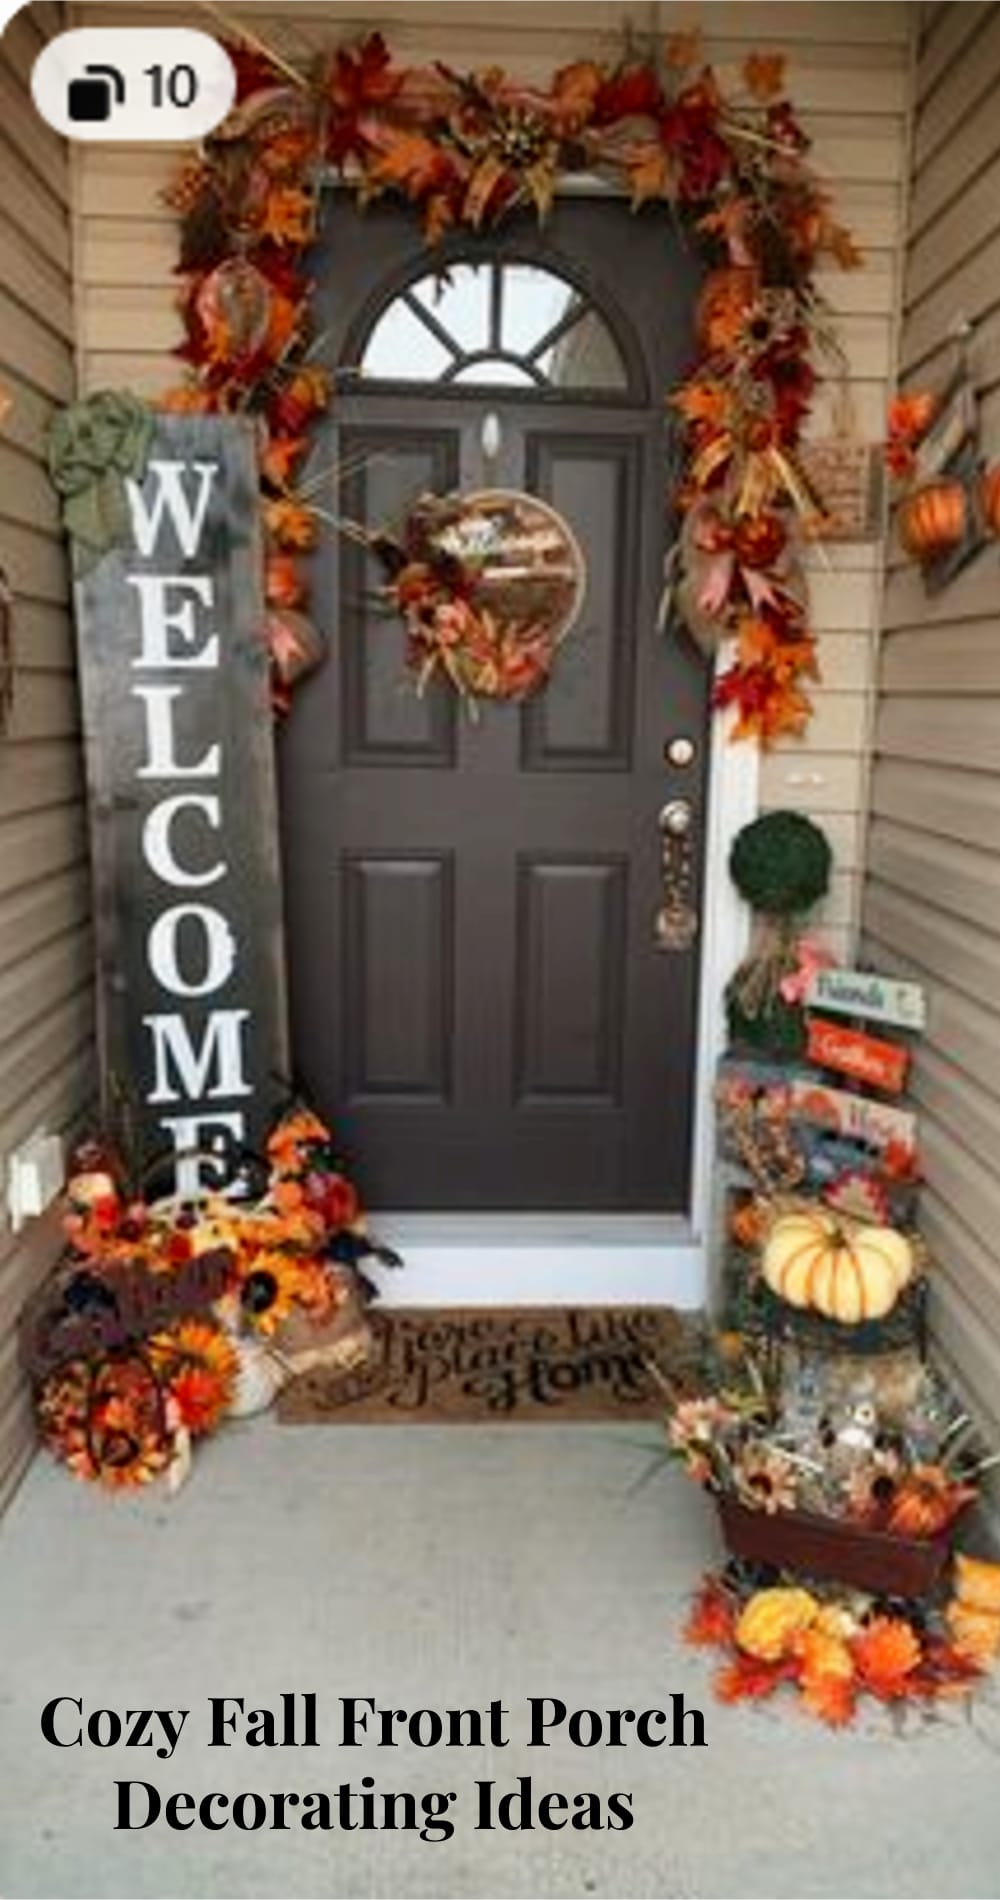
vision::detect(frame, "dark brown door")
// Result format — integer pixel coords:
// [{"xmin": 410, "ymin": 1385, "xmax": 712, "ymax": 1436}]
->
[{"xmin": 279, "ymin": 198, "xmax": 709, "ymax": 1210}]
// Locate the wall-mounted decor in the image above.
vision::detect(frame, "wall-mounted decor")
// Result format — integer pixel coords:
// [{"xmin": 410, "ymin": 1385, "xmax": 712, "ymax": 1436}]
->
[
  {"xmin": 160, "ymin": 27, "xmax": 860, "ymax": 747},
  {"xmin": 886, "ymin": 369, "xmax": 988, "ymax": 592},
  {"xmin": 66, "ymin": 408, "xmax": 288, "ymax": 1190}
]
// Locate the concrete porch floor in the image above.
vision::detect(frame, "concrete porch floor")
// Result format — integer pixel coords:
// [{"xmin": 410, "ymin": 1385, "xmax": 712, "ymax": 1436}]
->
[{"xmin": 1, "ymin": 1420, "xmax": 999, "ymax": 1900}]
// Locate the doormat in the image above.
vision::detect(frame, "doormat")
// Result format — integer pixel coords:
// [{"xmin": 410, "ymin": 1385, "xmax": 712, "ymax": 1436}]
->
[{"xmin": 276, "ymin": 1306, "xmax": 688, "ymax": 1424}]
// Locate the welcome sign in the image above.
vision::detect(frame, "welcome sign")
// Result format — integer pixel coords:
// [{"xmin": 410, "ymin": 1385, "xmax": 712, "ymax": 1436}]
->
[{"xmin": 73, "ymin": 415, "xmax": 287, "ymax": 1191}]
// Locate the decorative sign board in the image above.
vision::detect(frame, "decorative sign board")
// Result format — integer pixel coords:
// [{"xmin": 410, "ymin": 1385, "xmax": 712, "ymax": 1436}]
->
[
  {"xmin": 806, "ymin": 1019, "xmax": 909, "ymax": 1096},
  {"xmin": 798, "ymin": 439, "xmax": 884, "ymax": 542},
  {"xmin": 785, "ymin": 1079, "xmax": 917, "ymax": 1158},
  {"xmin": 73, "ymin": 415, "xmax": 288, "ymax": 1192},
  {"xmin": 805, "ymin": 967, "xmax": 926, "ymax": 1031}
]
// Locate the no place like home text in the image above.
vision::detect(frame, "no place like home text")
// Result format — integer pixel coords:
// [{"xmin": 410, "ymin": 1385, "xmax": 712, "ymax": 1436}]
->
[{"xmin": 41, "ymin": 1694, "xmax": 707, "ymax": 1839}]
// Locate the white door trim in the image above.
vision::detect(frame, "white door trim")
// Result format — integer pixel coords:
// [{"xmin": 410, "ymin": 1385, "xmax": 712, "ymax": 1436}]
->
[{"xmin": 369, "ymin": 665, "xmax": 756, "ymax": 1309}]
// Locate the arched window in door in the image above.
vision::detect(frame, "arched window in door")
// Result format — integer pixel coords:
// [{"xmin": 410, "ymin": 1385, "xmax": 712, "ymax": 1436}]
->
[{"xmin": 356, "ymin": 257, "xmax": 641, "ymax": 396}]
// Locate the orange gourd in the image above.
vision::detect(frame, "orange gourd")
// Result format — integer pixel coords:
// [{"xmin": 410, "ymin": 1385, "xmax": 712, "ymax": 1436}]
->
[{"xmin": 898, "ymin": 480, "xmax": 966, "ymax": 561}]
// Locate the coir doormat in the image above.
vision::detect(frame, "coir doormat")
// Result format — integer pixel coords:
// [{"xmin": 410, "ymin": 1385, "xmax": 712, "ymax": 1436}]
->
[{"xmin": 276, "ymin": 1305, "xmax": 687, "ymax": 1424}]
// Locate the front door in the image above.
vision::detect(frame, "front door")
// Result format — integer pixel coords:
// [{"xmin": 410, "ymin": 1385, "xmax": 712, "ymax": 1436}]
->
[{"xmin": 279, "ymin": 198, "xmax": 709, "ymax": 1212}]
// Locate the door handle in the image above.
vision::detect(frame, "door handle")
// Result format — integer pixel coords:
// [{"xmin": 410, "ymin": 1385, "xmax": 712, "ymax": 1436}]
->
[{"xmin": 653, "ymin": 799, "xmax": 699, "ymax": 953}]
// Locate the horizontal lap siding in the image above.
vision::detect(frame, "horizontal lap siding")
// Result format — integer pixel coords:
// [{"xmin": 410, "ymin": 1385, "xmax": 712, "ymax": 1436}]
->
[
  {"xmin": 0, "ymin": 5, "xmax": 92, "ymax": 1513},
  {"xmin": 862, "ymin": 1, "xmax": 1000, "ymax": 1444},
  {"xmin": 75, "ymin": 2, "xmax": 910, "ymax": 964}
]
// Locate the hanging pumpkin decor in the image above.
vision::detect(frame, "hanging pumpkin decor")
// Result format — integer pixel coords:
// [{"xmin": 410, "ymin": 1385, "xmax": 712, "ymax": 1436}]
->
[
  {"xmin": 897, "ymin": 480, "xmax": 967, "ymax": 562},
  {"xmin": 762, "ymin": 1207, "xmax": 914, "ymax": 1324}
]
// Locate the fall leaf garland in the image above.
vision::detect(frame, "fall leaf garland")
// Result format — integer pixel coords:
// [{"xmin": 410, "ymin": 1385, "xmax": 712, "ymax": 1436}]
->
[{"xmin": 162, "ymin": 29, "xmax": 859, "ymax": 741}]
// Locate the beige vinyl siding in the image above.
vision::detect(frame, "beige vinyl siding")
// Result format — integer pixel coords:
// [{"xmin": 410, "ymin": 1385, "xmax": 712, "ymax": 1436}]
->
[
  {"xmin": 74, "ymin": 0, "xmax": 912, "ymax": 962},
  {"xmin": 0, "ymin": 3, "xmax": 91, "ymax": 1512},
  {"xmin": 862, "ymin": 2, "xmax": 1000, "ymax": 1441}
]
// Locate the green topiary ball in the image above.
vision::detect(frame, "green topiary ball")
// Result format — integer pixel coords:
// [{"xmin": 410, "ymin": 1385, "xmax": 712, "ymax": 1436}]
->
[{"xmin": 729, "ymin": 811, "xmax": 832, "ymax": 917}]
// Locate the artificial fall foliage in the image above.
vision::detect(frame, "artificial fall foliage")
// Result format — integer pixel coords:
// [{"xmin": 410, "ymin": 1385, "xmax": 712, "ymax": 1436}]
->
[
  {"xmin": 161, "ymin": 28, "xmax": 859, "ymax": 740},
  {"xmin": 684, "ymin": 1574, "xmax": 984, "ymax": 1728}
]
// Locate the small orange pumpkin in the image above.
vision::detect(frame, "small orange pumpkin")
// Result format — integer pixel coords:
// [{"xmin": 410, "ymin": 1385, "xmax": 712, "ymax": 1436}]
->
[
  {"xmin": 898, "ymin": 480, "xmax": 966, "ymax": 561},
  {"xmin": 980, "ymin": 464, "xmax": 1000, "ymax": 537}
]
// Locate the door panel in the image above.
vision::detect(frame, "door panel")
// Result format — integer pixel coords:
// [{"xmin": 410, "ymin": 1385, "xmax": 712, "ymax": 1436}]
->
[
  {"xmin": 521, "ymin": 434, "xmax": 638, "ymax": 769},
  {"xmin": 515, "ymin": 856, "xmax": 627, "ymax": 1105},
  {"xmin": 341, "ymin": 430, "xmax": 458, "ymax": 765},
  {"xmin": 342, "ymin": 853, "xmax": 455, "ymax": 1104},
  {"xmin": 279, "ymin": 198, "xmax": 709, "ymax": 1212}
]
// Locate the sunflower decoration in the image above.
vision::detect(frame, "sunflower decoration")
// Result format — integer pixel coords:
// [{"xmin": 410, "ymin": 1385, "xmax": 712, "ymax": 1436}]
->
[
  {"xmin": 223, "ymin": 1248, "xmax": 316, "ymax": 1338},
  {"xmin": 148, "ymin": 1321, "xmax": 238, "ymax": 1438},
  {"xmin": 732, "ymin": 1441, "xmax": 800, "ymax": 1516}
]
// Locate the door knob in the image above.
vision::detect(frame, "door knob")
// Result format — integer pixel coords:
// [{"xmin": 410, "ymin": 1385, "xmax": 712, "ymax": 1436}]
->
[
  {"xmin": 658, "ymin": 798, "xmax": 693, "ymax": 837},
  {"xmin": 653, "ymin": 800, "xmax": 698, "ymax": 952}
]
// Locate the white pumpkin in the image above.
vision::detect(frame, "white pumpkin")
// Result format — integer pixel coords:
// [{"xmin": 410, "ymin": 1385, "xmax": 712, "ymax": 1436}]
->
[
  {"xmin": 762, "ymin": 1209, "xmax": 913, "ymax": 1325},
  {"xmin": 226, "ymin": 1335, "xmax": 288, "ymax": 1417}
]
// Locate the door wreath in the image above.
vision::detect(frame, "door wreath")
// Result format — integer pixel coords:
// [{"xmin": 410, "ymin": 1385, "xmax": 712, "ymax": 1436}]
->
[
  {"xmin": 368, "ymin": 488, "xmax": 587, "ymax": 705},
  {"xmin": 161, "ymin": 27, "xmax": 860, "ymax": 743}
]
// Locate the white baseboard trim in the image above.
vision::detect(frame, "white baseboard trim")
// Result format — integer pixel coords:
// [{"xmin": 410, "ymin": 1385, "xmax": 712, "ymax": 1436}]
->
[{"xmin": 366, "ymin": 1223, "xmax": 706, "ymax": 1308}]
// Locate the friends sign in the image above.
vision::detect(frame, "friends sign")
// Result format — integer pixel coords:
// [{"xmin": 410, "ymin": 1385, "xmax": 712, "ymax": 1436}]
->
[{"xmin": 73, "ymin": 415, "xmax": 287, "ymax": 1191}]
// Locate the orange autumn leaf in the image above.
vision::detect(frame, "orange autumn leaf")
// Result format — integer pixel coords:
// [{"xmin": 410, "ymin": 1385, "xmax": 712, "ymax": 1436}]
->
[
  {"xmin": 265, "ymin": 497, "xmax": 318, "ymax": 551},
  {"xmin": 422, "ymin": 189, "xmax": 457, "ymax": 245},
  {"xmin": 286, "ymin": 365, "xmax": 332, "ymax": 409},
  {"xmin": 714, "ymin": 1654, "xmax": 789, "ymax": 1704},
  {"xmin": 259, "ymin": 187, "xmax": 316, "ymax": 246},
  {"xmin": 800, "ymin": 1671, "xmax": 856, "ymax": 1727},
  {"xmin": 851, "ymin": 1617, "xmax": 922, "ymax": 1698},
  {"xmin": 743, "ymin": 53, "xmax": 786, "ymax": 100},
  {"xmin": 271, "ymin": 1178, "xmax": 306, "ymax": 1215},
  {"xmin": 684, "ymin": 1579, "xmax": 736, "ymax": 1647},
  {"xmin": 158, "ymin": 385, "xmax": 216, "ymax": 415},
  {"xmin": 628, "ymin": 144, "xmax": 672, "ymax": 209},
  {"xmin": 262, "ymin": 435, "xmax": 309, "ymax": 487},
  {"xmin": 830, "ymin": 225, "xmax": 863, "ymax": 270},
  {"xmin": 369, "ymin": 127, "xmax": 455, "ymax": 199},
  {"xmin": 550, "ymin": 59, "xmax": 603, "ymax": 131},
  {"xmin": 673, "ymin": 383, "xmax": 730, "ymax": 427},
  {"xmin": 266, "ymin": 553, "xmax": 306, "ymax": 608}
]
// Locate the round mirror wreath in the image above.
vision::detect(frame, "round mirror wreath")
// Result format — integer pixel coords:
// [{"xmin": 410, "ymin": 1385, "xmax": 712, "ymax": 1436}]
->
[{"xmin": 162, "ymin": 30, "xmax": 861, "ymax": 745}]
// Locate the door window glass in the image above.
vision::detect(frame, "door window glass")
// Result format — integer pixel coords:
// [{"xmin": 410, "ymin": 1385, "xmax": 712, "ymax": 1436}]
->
[{"xmin": 360, "ymin": 260, "xmax": 629, "ymax": 393}]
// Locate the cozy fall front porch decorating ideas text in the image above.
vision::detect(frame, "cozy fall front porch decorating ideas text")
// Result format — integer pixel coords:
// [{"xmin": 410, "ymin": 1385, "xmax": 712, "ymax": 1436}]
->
[{"xmin": 161, "ymin": 27, "xmax": 860, "ymax": 742}]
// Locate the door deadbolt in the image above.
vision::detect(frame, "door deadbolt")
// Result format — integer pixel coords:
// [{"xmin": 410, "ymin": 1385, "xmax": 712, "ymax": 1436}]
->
[{"xmin": 665, "ymin": 736, "xmax": 696, "ymax": 768}]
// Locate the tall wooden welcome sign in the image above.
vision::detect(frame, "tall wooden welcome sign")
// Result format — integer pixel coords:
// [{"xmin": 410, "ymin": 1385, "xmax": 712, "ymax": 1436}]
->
[{"xmin": 73, "ymin": 415, "xmax": 287, "ymax": 1192}]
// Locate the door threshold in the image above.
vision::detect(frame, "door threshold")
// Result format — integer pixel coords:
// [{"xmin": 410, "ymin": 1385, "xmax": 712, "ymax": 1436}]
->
[
  {"xmin": 366, "ymin": 1212, "xmax": 705, "ymax": 1310},
  {"xmin": 375, "ymin": 1212, "xmax": 693, "ymax": 1245}
]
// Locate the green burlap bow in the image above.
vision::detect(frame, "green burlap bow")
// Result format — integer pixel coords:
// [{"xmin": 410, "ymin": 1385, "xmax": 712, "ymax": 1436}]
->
[{"xmin": 47, "ymin": 391, "xmax": 155, "ymax": 570}]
